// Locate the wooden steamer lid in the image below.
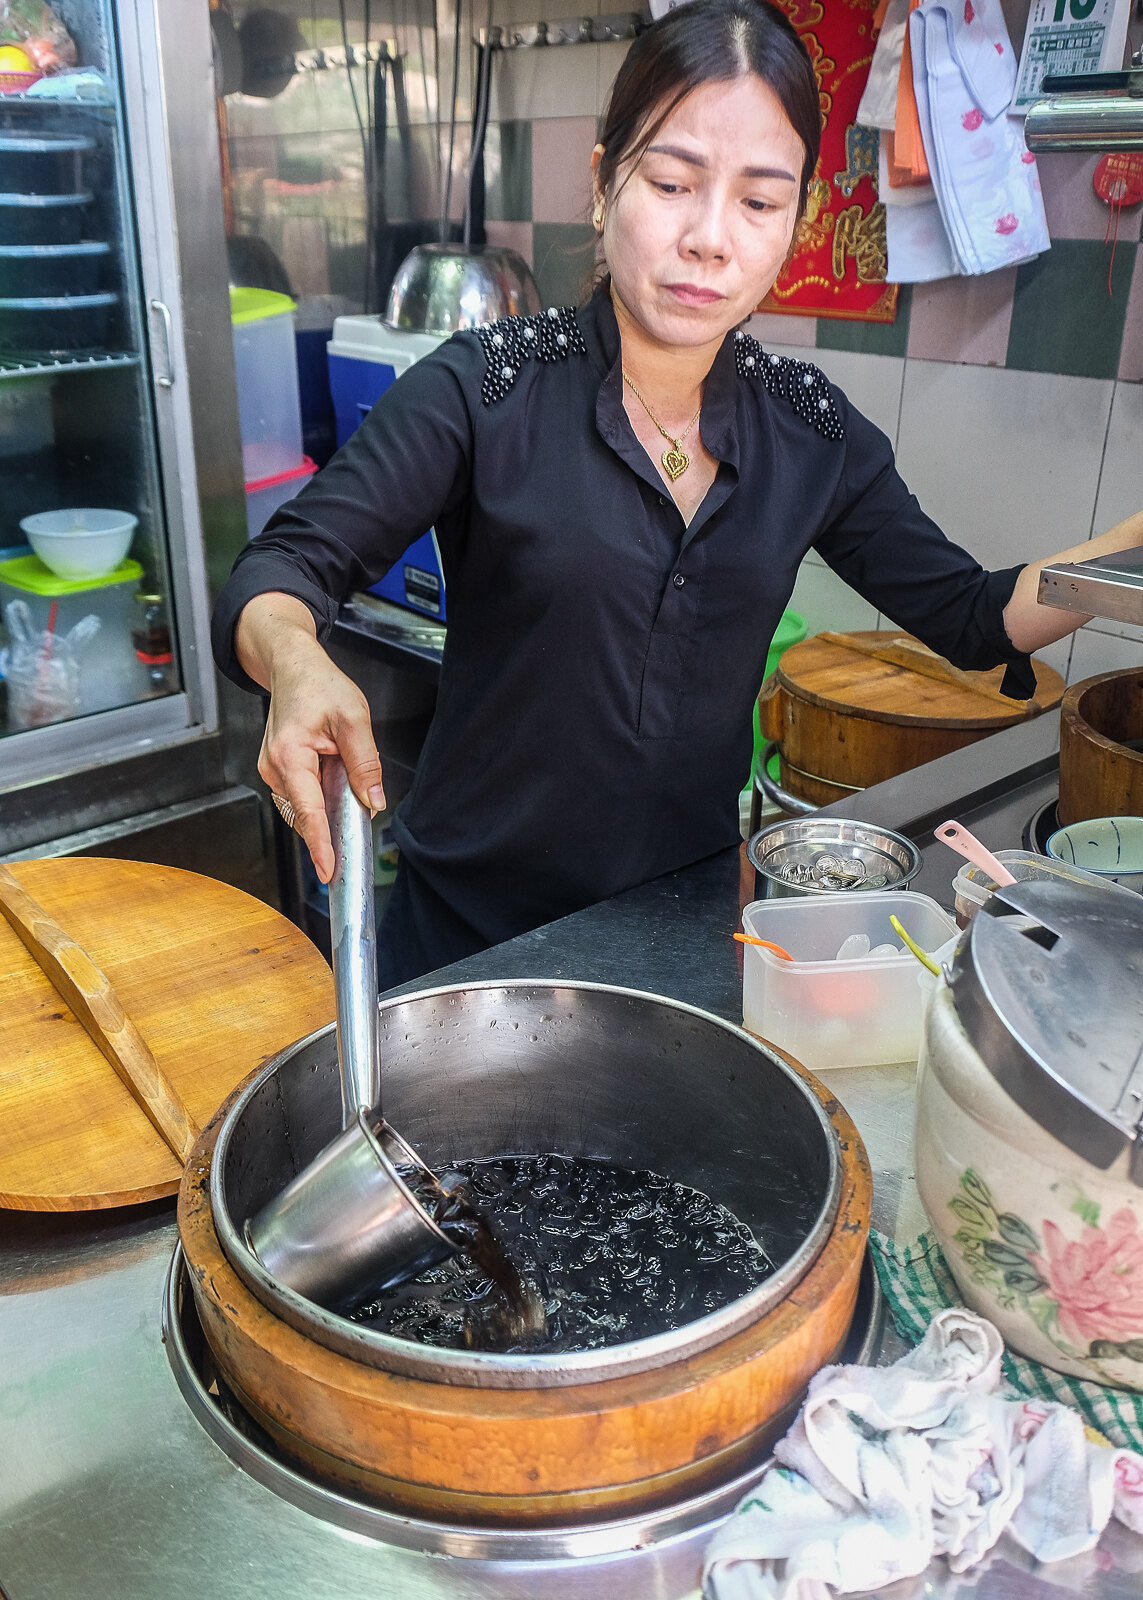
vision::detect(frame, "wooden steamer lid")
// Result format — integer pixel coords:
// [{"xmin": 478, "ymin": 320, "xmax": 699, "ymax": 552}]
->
[
  {"xmin": 0, "ymin": 857, "xmax": 334, "ymax": 1211},
  {"xmin": 759, "ymin": 630, "xmax": 1065, "ymax": 809}
]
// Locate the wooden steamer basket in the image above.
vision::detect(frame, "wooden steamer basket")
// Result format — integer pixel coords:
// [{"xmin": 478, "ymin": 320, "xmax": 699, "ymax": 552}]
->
[
  {"xmin": 758, "ymin": 631, "xmax": 1064, "ymax": 811},
  {"xmin": 1058, "ymin": 668, "xmax": 1143, "ymax": 826},
  {"xmin": 179, "ymin": 983, "xmax": 871, "ymax": 1525}
]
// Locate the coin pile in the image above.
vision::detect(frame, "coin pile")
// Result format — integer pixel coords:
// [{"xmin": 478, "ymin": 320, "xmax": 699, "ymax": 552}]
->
[{"xmin": 778, "ymin": 852, "xmax": 890, "ymax": 891}]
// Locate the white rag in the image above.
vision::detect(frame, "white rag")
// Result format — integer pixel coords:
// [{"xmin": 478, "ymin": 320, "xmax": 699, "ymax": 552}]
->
[
  {"xmin": 702, "ymin": 1308, "xmax": 1143, "ymax": 1600},
  {"xmin": 856, "ymin": 0, "xmax": 912, "ymax": 132},
  {"xmin": 909, "ymin": 0, "xmax": 1049, "ymax": 275},
  {"xmin": 881, "ymin": 142, "xmax": 962, "ymax": 283}
]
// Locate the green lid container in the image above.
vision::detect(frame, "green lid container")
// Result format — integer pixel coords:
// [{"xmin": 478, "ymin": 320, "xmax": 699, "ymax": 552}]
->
[
  {"xmin": 0, "ymin": 553, "xmax": 143, "ymax": 595},
  {"xmin": 230, "ymin": 286, "xmax": 297, "ymax": 325}
]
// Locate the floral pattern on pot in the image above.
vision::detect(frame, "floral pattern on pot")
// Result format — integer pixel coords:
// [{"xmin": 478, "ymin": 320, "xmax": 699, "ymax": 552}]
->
[{"xmin": 949, "ymin": 1169, "xmax": 1143, "ymax": 1382}]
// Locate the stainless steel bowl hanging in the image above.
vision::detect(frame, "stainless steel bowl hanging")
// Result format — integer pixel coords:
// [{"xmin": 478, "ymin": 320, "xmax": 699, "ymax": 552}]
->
[
  {"xmin": 385, "ymin": 241, "xmax": 541, "ymax": 333},
  {"xmin": 386, "ymin": 26, "xmax": 541, "ymax": 334}
]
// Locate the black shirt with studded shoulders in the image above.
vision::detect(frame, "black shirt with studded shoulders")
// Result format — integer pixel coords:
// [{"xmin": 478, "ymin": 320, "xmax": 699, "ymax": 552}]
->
[{"xmin": 212, "ymin": 287, "xmax": 1033, "ymax": 948}]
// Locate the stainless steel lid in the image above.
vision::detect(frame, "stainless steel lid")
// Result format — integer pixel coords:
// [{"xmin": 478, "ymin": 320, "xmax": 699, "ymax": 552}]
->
[{"xmin": 950, "ymin": 878, "xmax": 1143, "ymax": 1182}]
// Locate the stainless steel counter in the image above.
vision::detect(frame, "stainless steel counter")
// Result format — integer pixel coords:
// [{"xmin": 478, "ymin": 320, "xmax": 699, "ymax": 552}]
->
[
  {"xmin": 1040, "ymin": 545, "xmax": 1143, "ymax": 630},
  {"xmin": 3, "ymin": 713, "xmax": 1141, "ymax": 1600}
]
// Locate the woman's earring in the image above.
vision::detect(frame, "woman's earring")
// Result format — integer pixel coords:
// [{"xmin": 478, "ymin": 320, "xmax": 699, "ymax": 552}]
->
[{"xmin": 593, "ymin": 200, "xmax": 605, "ymax": 234}]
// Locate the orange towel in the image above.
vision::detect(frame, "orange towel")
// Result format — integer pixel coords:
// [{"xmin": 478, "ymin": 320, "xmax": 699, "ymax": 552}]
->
[{"xmin": 893, "ymin": 0, "xmax": 930, "ymax": 184}]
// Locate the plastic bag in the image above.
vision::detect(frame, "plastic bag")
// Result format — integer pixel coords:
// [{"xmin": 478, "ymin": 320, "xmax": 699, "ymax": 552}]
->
[
  {"xmin": 0, "ymin": 599, "xmax": 98, "ymax": 730},
  {"xmin": 0, "ymin": 0, "xmax": 76, "ymax": 73}
]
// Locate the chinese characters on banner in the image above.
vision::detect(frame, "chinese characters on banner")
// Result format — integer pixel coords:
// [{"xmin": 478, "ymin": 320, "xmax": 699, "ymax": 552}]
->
[{"xmin": 758, "ymin": 0, "xmax": 899, "ymax": 324}]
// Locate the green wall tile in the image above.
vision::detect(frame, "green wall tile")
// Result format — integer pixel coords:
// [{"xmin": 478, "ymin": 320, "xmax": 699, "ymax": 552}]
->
[
  {"xmin": 815, "ymin": 286, "xmax": 911, "ymax": 358},
  {"xmin": 532, "ymin": 222, "xmax": 598, "ymax": 307},
  {"xmin": 485, "ymin": 121, "xmax": 532, "ymax": 224},
  {"xmin": 1006, "ymin": 239, "xmax": 1135, "ymax": 379}
]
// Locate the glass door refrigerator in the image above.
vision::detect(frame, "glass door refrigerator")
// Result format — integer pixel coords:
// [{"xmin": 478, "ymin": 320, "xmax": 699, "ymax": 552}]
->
[{"xmin": 0, "ymin": 0, "xmax": 272, "ymax": 900}]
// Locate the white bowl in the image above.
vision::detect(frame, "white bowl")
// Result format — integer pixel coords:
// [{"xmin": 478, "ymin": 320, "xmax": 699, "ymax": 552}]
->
[
  {"xmin": 19, "ymin": 508, "xmax": 137, "ymax": 582},
  {"xmin": 1046, "ymin": 815, "xmax": 1143, "ymax": 894}
]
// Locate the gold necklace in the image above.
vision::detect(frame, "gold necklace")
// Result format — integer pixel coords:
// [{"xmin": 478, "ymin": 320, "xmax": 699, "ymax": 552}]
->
[{"xmin": 622, "ymin": 371, "xmax": 702, "ymax": 483}]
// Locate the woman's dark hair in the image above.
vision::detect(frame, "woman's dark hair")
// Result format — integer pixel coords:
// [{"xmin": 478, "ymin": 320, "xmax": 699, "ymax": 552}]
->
[{"xmin": 596, "ymin": 0, "xmax": 821, "ymax": 218}]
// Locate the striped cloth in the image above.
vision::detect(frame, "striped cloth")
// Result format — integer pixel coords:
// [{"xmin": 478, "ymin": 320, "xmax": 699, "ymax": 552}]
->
[{"xmin": 870, "ymin": 1229, "xmax": 1143, "ymax": 1454}]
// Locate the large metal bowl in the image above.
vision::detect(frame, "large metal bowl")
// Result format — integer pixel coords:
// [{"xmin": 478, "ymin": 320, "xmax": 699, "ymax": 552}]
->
[
  {"xmin": 208, "ymin": 981, "xmax": 842, "ymax": 1389},
  {"xmin": 385, "ymin": 243, "xmax": 542, "ymax": 334}
]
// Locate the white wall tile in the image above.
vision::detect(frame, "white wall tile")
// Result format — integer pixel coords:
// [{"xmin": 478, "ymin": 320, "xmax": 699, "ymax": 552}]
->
[
  {"xmin": 597, "ymin": 42, "xmax": 628, "ymax": 116},
  {"xmin": 1068, "ymin": 625, "xmax": 1143, "ymax": 683},
  {"xmin": 1031, "ymin": 634, "xmax": 1074, "ymax": 685},
  {"xmin": 894, "ymin": 362, "xmax": 1114, "ymax": 570},
  {"xmin": 1069, "ymin": 614, "xmax": 1143, "ymax": 646},
  {"xmin": 788, "ymin": 555, "xmax": 881, "ymax": 637},
  {"xmin": 744, "ymin": 312, "xmax": 817, "ymax": 349},
  {"xmin": 484, "ymin": 219, "xmax": 534, "ymax": 266},
  {"xmin": 493, "ymin": 42, "xmax": 599, "ymax": 120},
  {"xmin": 1093, "ymin": 381, "xmax": 1143, "ymax": 538},
  {"xmin": 809, "ymin": 350, "xmax": 905, "ymax": 451}
]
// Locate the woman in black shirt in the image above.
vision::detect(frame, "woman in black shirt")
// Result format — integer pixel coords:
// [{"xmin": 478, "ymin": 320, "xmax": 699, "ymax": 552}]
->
[{"xmin": 212, "ymin": 0, "xmax": 1139, "ymax": 985}]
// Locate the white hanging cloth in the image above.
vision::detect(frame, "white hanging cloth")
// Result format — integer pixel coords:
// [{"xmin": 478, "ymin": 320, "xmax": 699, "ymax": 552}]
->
[
  {"xmin": 856, "ymin": 0, "xmax": 912, "ymax": 131},
  {"xmin": 880, "ymin": 141, "xmax": 963, "ymax": 282},
  {"xmin": 909, "ymin": 0, "xmax": 1050, "ymax": 276}
]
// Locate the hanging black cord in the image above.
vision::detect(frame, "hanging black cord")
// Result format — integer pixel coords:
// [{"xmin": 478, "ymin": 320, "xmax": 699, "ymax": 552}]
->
[
  {"xmin": 337, "ymin": 0, "xmax": 375, "ymax": 311},
  {"xmin": 463, "ymin": 37, "xmax": 494, "ymax": 250},
  {"xmin": 440, "ymin": 0, "xmax": 463, "ymax": 242}
]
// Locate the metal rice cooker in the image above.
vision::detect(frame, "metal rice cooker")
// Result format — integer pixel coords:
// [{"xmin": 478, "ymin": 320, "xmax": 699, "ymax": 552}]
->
[{"xmin": 915, "ymin": 878, "xmax": 1143, "ymax": 1390}]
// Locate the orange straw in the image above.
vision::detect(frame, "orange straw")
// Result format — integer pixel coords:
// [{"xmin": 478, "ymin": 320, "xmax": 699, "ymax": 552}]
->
[{"xmin": 733, "ymin": 932, "xmax": 794, "ymax": 961}]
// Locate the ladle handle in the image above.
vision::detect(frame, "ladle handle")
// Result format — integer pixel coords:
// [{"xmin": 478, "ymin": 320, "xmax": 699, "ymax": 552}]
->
[
  {"xmin": 323, "ymin": 758, "xmax": 381, "ymax": 1127},
  {"xmin": 934, "ymin": 820, "xmax": 1018, "ymax": 887}
]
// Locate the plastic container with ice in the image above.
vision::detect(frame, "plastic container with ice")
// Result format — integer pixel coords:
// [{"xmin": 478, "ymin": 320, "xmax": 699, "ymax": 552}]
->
[{"xmin": 741, "ymin": 891, "xmax": 958, "ymax": 1071}]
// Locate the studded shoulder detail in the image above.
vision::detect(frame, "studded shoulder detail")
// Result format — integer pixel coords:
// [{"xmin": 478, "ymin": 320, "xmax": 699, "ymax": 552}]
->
[
  {"xmin": 733, "ymin": 330, "xmax": 844, "ymax": 442},
  {"xmin": 473, "ymin": 306, "xmax": 588, "ymax": 405}
]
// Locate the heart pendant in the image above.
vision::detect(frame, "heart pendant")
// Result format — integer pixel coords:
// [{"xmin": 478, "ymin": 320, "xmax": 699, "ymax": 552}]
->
[{"xmin": 662, "ymin": 445, "xmax": 689, "ymax": 482}]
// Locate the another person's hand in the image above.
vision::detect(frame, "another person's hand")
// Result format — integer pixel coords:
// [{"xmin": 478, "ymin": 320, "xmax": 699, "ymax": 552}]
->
[
  {"xmin": 1004, "ymin": 507, "xmax": 1143, "ymax": 654},
  {"xmin": 235, "ymin": 592, "xmax": 385, "ymax": 882}
]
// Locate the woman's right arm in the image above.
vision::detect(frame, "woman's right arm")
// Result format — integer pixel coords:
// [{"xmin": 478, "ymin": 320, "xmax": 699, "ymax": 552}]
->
[
  {"xmin": 235, "ymin": 592, "xmax": 385, "ymax": 883},
  {"xmin": 212, "ymin": 341, "xmax": 479, "ymax": 877}
]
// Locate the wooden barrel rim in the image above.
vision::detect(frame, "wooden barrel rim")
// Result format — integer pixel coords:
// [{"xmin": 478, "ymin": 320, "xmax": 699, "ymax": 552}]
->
[
  {"xmin": 1061, "ymin": 669, "xmax": 1143, "ymax": 765},
  {"xmin": 774, "ymin": 633, "xmax": 1063, "ymax": 731},
  {"xmin": 179, "ymin": 1055, "xmax": 871, "ymax": 1505}
]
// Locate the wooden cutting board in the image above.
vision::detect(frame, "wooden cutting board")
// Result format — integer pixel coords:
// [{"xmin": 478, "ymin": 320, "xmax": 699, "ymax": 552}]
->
[{"xmin": 0, "ymin": 857, "xmax": 335, "ymax": 1211}]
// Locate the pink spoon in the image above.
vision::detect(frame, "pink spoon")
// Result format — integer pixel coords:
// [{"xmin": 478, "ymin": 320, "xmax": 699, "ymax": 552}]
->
[{"xmin": 934, "ymin": 820, "xmax": 1017, "ymax": 886}]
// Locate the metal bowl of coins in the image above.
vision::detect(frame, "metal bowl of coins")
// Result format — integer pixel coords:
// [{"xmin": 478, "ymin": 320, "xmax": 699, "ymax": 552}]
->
[
  {"xmin": 179, "ymin": 980, "xmax": 871, "ymax": 1523},
  {"xmin": 748, "ymin": 817, "xmax": 922, "ymax": 899}
]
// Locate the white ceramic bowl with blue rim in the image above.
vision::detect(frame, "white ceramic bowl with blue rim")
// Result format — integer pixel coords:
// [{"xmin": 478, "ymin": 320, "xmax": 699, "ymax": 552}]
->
[{"xmin": 1046, "ymin": 815, "xmax": 1143, "ymax": 893}]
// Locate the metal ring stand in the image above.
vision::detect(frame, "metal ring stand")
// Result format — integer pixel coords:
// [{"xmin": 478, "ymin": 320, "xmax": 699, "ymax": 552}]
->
[{"xmin": 163, "ymin": 1242, "xmax": 883, "ymax": 1561}]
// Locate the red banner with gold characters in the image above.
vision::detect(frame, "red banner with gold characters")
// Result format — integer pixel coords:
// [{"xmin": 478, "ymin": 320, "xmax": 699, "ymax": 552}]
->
[{"xmin": 759, "ymin": 0, "xmax": 898, "ymax": 324}]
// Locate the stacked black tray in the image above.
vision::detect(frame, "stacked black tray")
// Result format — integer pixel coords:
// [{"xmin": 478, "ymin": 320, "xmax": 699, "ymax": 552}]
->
[{"xmin": 0, "ymin": 130, "xmax": 117, "ymax": 355}]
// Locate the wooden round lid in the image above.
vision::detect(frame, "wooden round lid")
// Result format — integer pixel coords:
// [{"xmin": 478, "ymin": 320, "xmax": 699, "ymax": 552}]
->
[
  {"xmin": 775, "ymin": 630, "xmax": 1065, "ymax": 729},
  {"xmin": 0, "ymin": 857, "xmax": 335, "ymax": 1211}
]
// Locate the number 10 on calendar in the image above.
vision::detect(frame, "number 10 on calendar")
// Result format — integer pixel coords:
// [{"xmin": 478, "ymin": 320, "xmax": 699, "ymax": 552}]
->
[{"xmin": 1011, "ymin": 0, "xmax": 1132, "ymax": 112}]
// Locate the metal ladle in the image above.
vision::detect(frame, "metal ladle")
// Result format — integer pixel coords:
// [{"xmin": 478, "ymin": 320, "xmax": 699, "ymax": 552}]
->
[
  {"xmin": 243, "ymin": 758, "xmax": 455, "ymax": 1311},
  {"xmin": 323, "ymin": 756, "xmax": 381, "ymax": 1127}
]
